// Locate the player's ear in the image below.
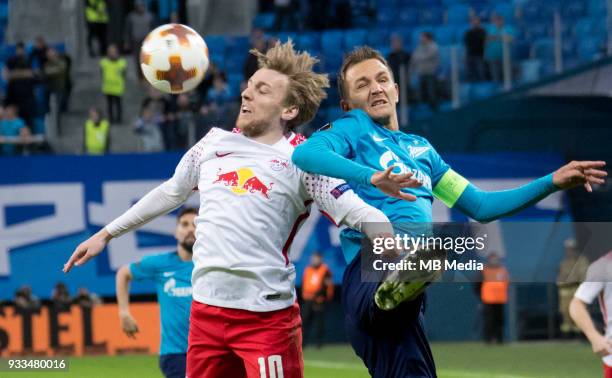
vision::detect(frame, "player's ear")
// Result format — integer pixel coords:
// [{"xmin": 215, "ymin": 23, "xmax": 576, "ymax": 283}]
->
[
  {"xmin": 340, "ymin": 99, "xmax": 350, "ymax": 112},
  {"xmin": 393, "ymin": 83, "xmax": 399, "ymax": 104},
  {"xmin": 281, "ymin": 105, "xmax": 299, "ymax": 122}
]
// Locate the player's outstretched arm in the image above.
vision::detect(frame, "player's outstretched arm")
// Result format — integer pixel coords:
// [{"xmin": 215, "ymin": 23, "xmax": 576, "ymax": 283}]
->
[
  {"xmin": 293, "ymin": 138, "xmax": 421, "ymax": 201},
  {"xmin": 570, "ymin": 296, "xmax": 612, "ymax": 356},
  {"xmin": 116, "ymin": 265, "xmax": 139, "ymax": 339},
  {"xmin": 64, "ymin": 132, "xmax": 213, "ymax": 273},
  {"xmin": 63, "ymin": 228, "xmax": 113, "ymax": 273},
  {"xmin": 435, "ymin": 161, "xmax": 607, "ymax": 223}
]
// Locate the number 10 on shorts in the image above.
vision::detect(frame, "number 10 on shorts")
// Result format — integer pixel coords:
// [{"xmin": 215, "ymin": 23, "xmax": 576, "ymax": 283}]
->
[{"xmin": 258, "ymin": 355, "xmax": 283, "ymax": 378}]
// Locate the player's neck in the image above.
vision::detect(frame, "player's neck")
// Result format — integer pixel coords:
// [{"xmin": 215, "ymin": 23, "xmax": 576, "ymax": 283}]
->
[
  {"xmin": 384, "ymin": 115, "xmax": 400, "ymax": 131},
  {"xmin": 177, "ymin": 246, "xmax": 192, "ymax": 262},
  {"xmin": 248, "ymin": 127, "xmax": 285, "ymax": 145}
]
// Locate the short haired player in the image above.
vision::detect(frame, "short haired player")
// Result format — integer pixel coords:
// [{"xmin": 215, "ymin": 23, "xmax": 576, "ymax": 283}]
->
[
  {"xmin": 115, "ymin": 207, "xmax": 197, "ymax": 378},
  {"xmin": 64, "ymin": 41, "xmax": 412, "ymax": 378},
  {"xmin": 292, "ymin": 46, "xmax": 607, "ymax": 377}
]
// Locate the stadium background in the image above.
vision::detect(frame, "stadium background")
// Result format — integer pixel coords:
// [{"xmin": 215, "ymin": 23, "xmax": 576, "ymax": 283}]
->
[{"xmin": 1, "ymin": 0, "xmax": 612, "ymax": 376}]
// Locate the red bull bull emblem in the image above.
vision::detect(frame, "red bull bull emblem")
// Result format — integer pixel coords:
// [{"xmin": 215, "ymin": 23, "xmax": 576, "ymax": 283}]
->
[
  {"xmin": 213, "ymin": 167, "xmax": 274, "ymax": 199},
  {"xmin": 269, "ymin": 158, "xmax": 290, "ymax": 171}
]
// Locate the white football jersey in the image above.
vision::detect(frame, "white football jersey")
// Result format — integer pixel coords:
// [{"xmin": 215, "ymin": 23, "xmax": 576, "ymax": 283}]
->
[
  {"xmin": 166, "ymin": 128, "xmax": 377, "ymax": 311},
  {"xmin": 574, "ymin": 252, "xmax": 612, "ymax": 366}
]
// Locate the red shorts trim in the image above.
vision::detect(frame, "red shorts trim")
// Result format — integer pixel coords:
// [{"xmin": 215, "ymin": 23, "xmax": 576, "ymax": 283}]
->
[
  {"xmin": 187, "ymin": 301, "xmax": 303, "ymax": 378},
  {"xmin": 605, "ymin": 363, "xmax": 612, "ymax": 378}
]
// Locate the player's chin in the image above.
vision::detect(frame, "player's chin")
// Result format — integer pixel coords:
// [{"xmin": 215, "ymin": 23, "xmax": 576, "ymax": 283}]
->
[{"xmin": 367, "ymin": 106, "xmax": 393, "ymax": 125}]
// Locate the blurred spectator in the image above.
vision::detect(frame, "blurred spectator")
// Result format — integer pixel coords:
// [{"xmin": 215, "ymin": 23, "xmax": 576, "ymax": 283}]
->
[
  {"xmin": 84, "ymin": 107, "xmax": 110, "ymax": 154},
  {"xmin": 207, "ymin": 72, "xmax": 232, "ymax": 108},
  {"xmin": 302, "ymin": 252, "xmax": 334, "ymax": 348},
  {"xmin": 485, "ymin": 15, "xmax": 514, "ymax": 82},
  {"xmin": 410, "ymin": 32, "xmax": 440, "ymax": 111},
  {"xmin": 243, "ymin": 29, "xmax": 267, "ymax": 81},
  {"xmin": 387, "ymin": 34, "xmax": 411, "ymax": 93},
  {"xmin": 273, "ymin": 0, "xmax": 297, "ymax": 31},
  {"xmin": 0, "ymin": 104, "xmax": 31, "ymax": 156},
  {"xmin": 134, "ymin": 103, "xmax": 165, "ymax": 152},
  {"xmin": 149, "ymin": 0, "xmax": 179, "ymax": 25},
  {"xmin": 100, "ymin": 44, "xmax": 126, "ymax": 124},
  {"xmin": 43, "ymin": 48, "xmax": 68, "ymax": 114},
  {"xmin": 480, "ymin": 253, "xmax": 509, "ymax": 344},
  {"xmin": 4, "ymin": 42, "xmax": 38, "ymax": 126},
  {"xmin": 50, "ymin": 283, "xmax": 72, "ymax": 351},
  {"xmin": 73, "ymin": 288, "xmax": 103, "ymax": 351},
  {"xmin": 59, "ymin": 51, "xmax": 73, "ymax": 112},
  {"xmin": 197, "ymin": 62, "xmax": 219, "ymax": 105},
  {"xmin": 167, "ymin": 93, "xmax": 195, "ymax": 150},
  {"xmin": 51, "ymin": 282, "xmax": 72, "ymax": 311},
  {"xmin": 142, "ymin": 86, "xmax": 171, "ymax": 118},
  {"xmin": 30, "ymin": 36, "xmax": 49, "ymax": 69},
  {"xmin": 195, "ymin": 104, "xmax": 216, "ymax": 138},
  {"xmin": 557, "ymin": 238, "xmax": 589, "ymax": 338},
  {"xmin": 125, "ymin": 1, "xmax": 153, "ymax": 81},
  {"xmin": 464, "ymin": 17, "xmax": 487, "ymax": 82},
  {"xmin": 85, "ymin": 0, "xmax": 109, "ymax": 57},
  {"xmin": 13, "ymin": 285, "xmax": 41, "ymax": 352}
]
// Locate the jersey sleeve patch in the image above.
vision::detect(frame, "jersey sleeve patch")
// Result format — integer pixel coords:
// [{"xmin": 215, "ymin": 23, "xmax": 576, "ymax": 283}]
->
[
  {"xmin": 433, "ymin": 169, "xmax": 469, "ymax": 208},
  {"xmin": 330, "ymin": 183, "xmax": 351, "ymax": 199}
]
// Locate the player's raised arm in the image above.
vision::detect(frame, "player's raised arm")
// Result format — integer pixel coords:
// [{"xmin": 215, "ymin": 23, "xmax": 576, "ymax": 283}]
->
[
  {"xmin": 293, "ymin": 115, "xmax": 421, "ymax": 201},
  {"xmin": 434, "ymin": 161, "xmax": 607, "ymax": 223},
  {"xmin": 64, "ymin": 130, "xmax": 216, "ymax": 273}
]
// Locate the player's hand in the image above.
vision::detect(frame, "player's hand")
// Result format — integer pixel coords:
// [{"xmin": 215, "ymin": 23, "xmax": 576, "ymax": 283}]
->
[
  {"xmin": 63, "ymin": 229, "xmax": 113, "ymax": 273},
  {"xmin": 371, "ymin": 166, "xmax": 422, "ymax": 201},
  {"xmin": 120, "ymin": 312, "xmax": 139, "ymax": 339},
  {"xmin": 590, "ymin": 333, "xmax": 612, "ymax": 356},
  {"xmin": 553, "ymin": 161, "xmax": 607, "ymax": 192}
]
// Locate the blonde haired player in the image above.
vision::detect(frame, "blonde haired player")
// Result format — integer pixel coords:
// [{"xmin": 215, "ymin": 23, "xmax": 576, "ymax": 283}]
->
[
  {"xmin": 64, "ymin": 41, "xmax": 417, "ymax": 378},
  {"xmin": 571, "ymin": 251, "xmax": 612, "ymax": 378}
]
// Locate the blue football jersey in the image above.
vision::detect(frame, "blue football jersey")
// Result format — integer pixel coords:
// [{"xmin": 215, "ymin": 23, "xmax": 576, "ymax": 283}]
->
[
  {"xmin": 130, "ymin": 252, "xmax": 193, "ymax": 355},
  {"xmin": 308, "ymin": 109, "xmax": 450, "ymax": 262}
]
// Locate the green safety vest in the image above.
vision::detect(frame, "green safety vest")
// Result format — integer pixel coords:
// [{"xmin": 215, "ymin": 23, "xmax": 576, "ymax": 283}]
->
[
  {"xmin": 100, "ymin": 57, "xmax": 127, "ymax": 96},
  {"xmin": 85, "ymin": 119, "xmax": 109, "ymax": 154},
  {"xmin": 85, "ymin": 0, "xmax": 108, "ymax": 23}
]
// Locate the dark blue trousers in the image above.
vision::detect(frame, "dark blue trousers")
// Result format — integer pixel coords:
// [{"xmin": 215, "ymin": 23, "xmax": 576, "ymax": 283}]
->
[
  {"xmin": 159, "ymin": 353, "xmax": 186, "ymax": 378},
  {"xmin": 342, "ymin": 253, "xmax": 437, "ymax": 378}
]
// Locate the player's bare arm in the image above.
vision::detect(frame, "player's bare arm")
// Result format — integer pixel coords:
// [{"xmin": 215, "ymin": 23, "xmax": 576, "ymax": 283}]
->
[
  {"xmin": 570, "ymin": 296, "xmax": 612, "ymax": 356},
  {"xmin": 116, "ymin": 265, "xmax": 139, "ymax": 339}
]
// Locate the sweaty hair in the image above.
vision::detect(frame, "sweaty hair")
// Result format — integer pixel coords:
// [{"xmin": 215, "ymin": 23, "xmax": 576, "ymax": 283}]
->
[
  {"xmin": 177, "ymin": 207, "xmax": 197, "ymax": 221},
  {"xmin": 337, "ymin": 46, "xmax": 394, "ymax": 101},
  {"xmin": 251, "ymin": 40, "xmax": 329, "ymax": 130}
]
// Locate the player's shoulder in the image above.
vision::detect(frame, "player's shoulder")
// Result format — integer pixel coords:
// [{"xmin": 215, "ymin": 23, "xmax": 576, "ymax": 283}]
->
[
  {"xmin": 313, "ymin": 109, "xmax": 371, "ymax": 135},
  {"xmin": 138, "ymin": 251, "xmax": 178, "ymax": 268}
]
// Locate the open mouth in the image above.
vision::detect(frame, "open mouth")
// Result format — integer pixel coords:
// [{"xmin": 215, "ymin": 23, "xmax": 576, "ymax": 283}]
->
[
  {"xmin": 371, "ymin": 99, "xmax": 388, "ymax": 107},
  {"xmin": 240, "ymin": 105, "xmax": 252, "ymax": 114}
]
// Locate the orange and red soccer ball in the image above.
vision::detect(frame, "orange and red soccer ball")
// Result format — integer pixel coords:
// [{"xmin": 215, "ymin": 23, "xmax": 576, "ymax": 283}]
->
[{"xmin": 140, "ymin": 23, "xmax": 209, "ymax": 94}]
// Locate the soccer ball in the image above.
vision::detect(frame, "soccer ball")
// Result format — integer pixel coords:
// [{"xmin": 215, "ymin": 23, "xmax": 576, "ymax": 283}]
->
[{"xmin": 140, "ymin": 23, "xmax": 209, "ymax": 94}]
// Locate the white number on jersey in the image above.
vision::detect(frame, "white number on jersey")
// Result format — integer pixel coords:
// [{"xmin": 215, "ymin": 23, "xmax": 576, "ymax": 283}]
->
[{"xmin": 258, "ymin": 355, "xmax": 284, "ymax": 378}]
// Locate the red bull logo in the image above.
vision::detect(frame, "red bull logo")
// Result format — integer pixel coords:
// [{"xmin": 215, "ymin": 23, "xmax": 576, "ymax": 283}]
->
[{"xmin": 213, "ymin": 167, "xmax": 273, "ymax": 199}]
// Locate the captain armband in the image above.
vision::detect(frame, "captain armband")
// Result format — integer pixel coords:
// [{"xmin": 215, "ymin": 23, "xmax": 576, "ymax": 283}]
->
[{"xmin": 432, "ymin": 169, "xmax": 469, "ymax": 208}]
